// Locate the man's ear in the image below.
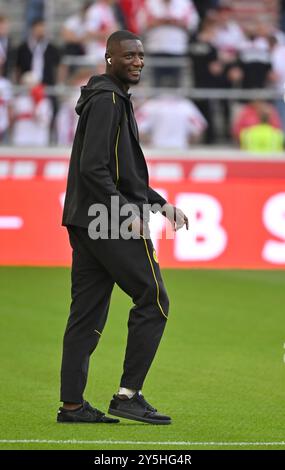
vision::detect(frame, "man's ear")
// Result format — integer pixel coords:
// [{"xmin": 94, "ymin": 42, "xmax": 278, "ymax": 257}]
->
[{"xmin": 105, "ymin": 54, "xmax": 112, "ymax": 65}]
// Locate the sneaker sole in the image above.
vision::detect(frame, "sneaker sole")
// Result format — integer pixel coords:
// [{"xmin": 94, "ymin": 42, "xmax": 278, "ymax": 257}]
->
[
  {"xmin": 108, "ymin": 408, "xmax": 171, "ymax": 425},
  {"xmin": 57, "ymin": 416, "xmax": 120, "ymax": 424},
  {"xmin": 57, "ymin": 420, "xmax": 119, "ymax": 424}
]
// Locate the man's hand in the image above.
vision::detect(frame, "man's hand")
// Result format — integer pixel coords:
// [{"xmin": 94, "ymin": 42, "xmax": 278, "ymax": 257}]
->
[{"xmin": 162, "ymin": 204, "xmax": 189, "ymax": 231}]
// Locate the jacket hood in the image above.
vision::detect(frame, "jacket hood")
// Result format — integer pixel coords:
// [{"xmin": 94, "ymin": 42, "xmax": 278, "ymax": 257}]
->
[{"xmin": 75, "ymin": 74, "xmax": 130, "ymax": 115}]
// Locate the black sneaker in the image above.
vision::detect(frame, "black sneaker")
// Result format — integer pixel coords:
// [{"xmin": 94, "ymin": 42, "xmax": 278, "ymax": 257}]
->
[
  {"xmin": 108, "ymin": 392, "xmax": 171, "ymax": 425},
  {"xmin": 57, "ymin": 400, "xmax": 120, "ymax": 424}
]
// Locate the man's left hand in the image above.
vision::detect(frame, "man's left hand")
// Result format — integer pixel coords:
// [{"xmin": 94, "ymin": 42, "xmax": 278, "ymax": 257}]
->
[{"xmin": 162, "ymin": 204, "xmax": 189, "ymax": 231}]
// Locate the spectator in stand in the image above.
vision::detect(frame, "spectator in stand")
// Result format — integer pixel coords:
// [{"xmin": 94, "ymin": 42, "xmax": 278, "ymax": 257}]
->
[
  {"xmin": 0, "ymin": 55, "xmax": 12, "ymax": 143},
  {"xmin": 0, "ymin": 14, "xmax": 15, "ymax": 78},
  {"xmin": 189, "ymin": 17, "xmax": 223, "ymax": 143},
  {"xmin": 11, "ymin": 71, "xmax": 52, "ymax": 146},
  {"xmin": 196, "ymin": 8, "xmax": 245, "ymax": 141},
  {"xmin": 15, "ymin": 18, "xmax": 62, "ymax": 141},
  {"xmin": 60, "ymin": 2, "xmax": 93, "ymax": 79},
  {"xmin": 268, "ymin": 35, "xmax": 285, "ymax": 132},
  {"xmin": 240, "ymin": 112, "xmax": 284, "ymax": 153},
  {"xmin": 237, "ymin": 22, "xmax": 272, "ymax": 90},
  {"xmin": 136, "ymin": 92, "xmax": 207, "ymax": 148},
  {"xmin": 211, "ymin": 20, "xmax": 275, "ymax": 143},
  {"xmin": 15, "ymin": 18, "xmax": 61, "ymax": 86},
  {"xmin": 84, "ymin": 0, "xmax": 120, "ymax": 65},
  {"xmin": 56, "ymin": 67, "xmax": 94, "ymax": 146},
  {"xmin": 137, "ymin": 0, "xmax": 199, "ymax": 86},
  {"xmin": 211, "ymin": 5, "xmax": 246, "ymax": 54},
  {"xmin": 232, "ymin": 100, "xmax": 282, "ymax": 144},
  {"xmin": 61, "ymin": 2, "xmax": 92, "ymax": 58}
]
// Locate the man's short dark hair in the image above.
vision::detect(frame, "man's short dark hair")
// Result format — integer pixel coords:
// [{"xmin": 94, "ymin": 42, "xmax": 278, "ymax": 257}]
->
[
  {"xmin": 31, "ymin": 18, "xmax": 45, "ymax": 28},
  {"xmin": 106, "ymin": 30, "xmax": 141, "ymax": 53}
]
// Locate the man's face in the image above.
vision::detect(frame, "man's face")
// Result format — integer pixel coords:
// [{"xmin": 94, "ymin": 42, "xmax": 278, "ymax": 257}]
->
[
  {"xmin": 32, "ymin": 22, "xmax": 46, "ymax": 40},
  {"xmin": 109, "ymin": 39, "xmax": 144, "ymax": 86}
]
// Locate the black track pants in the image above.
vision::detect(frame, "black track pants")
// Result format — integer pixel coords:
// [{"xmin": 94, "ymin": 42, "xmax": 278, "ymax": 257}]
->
[{"xmin": 60, "ymin": 226, "xmax": 169, "ymax": 403}]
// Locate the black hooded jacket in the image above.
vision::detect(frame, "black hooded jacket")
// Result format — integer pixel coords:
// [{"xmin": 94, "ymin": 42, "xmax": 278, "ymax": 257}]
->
[{"xmin": 62, "ymin": 74, "xmax": 167, "ymax": 229}]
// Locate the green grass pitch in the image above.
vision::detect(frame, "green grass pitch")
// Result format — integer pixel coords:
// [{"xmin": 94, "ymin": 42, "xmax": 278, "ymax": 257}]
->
[{"xmin": 0, "ymin": 267, "xmax": 284, "ymax": 450}]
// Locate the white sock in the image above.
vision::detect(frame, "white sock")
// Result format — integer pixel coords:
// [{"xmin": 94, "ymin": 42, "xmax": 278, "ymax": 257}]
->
[{"xmin": 118, "ymin": 387, "xmax": 141, "ymax": 399}]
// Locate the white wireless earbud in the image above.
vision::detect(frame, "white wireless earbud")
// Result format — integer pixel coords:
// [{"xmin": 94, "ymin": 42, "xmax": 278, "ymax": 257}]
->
[{"xmin": 107, "ymin": 58, "xmax": 112, "ymax": 65}]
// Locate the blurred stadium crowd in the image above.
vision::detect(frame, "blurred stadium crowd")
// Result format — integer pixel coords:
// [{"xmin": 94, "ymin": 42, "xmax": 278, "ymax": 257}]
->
[{"xmin": 0, "ymin": 0, "xmax": 285, "ymax": 151}]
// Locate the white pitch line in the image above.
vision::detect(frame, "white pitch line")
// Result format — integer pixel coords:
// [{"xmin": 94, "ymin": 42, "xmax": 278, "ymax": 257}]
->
[{"xmin": 0, "ymin": 440, "xmax": 285, "ymax": 446}]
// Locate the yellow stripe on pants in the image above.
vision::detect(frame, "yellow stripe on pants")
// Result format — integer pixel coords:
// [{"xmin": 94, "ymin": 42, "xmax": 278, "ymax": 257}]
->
[{"xmin": 140, "ymin": 236, "xmax": 168, "ymax": 320}]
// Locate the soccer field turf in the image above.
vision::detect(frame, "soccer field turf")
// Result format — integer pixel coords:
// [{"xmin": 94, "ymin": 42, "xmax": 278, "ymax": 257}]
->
[{"xmin": 0, "ymin": 267, "xmax": 284, "ymax": 450}]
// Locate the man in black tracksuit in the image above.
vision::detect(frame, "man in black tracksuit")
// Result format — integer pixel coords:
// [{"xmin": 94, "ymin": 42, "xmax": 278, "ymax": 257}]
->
[{"xmin": 57, "ymin": 30, "xmax": 188, "ymax": 425}]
